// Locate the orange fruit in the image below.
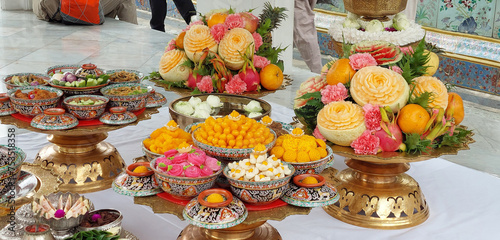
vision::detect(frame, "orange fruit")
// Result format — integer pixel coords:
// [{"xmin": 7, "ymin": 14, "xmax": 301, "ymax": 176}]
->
[
  {"xmin": 397, "ymin": 104, "xmax": 431, "ymax": 134},
  {"xmin": 207, "ymin": 13, "xmax": 227, "ymax": 28},
  {"xmin": 175, "ymin": 31, "xmax": 186, "ymax": 49},
  {"xmin": 260, "ymin": 64, "xmax": 284, "ymax": 90},
  {"xmin": 326, "ymin": 58, "xmax": 356, "ymax": 85},
  {"xmin": 447, "ymin": 92, "xmax": 464, "ymax": 125}
]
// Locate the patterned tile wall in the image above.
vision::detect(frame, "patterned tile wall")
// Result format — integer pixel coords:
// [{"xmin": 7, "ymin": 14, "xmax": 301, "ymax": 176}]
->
[
  {"xmin": 416, "ymin": 0, "xmax": 439, "ymax": 28},
  {"xmin": 435, "ymin": 0, "xmax": 495, "ymax": 38}
]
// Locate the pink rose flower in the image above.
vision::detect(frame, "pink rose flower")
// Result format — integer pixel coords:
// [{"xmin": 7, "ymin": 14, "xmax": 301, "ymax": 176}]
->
[
  {"xmin": 349, "ymin": 53, "xmax": 378, "ymax": 70},
  {"xmin": 166, "ymin": 164, "xmax": 184, "ymax": 176},
  {"xmin": 171, "ymin": 153, "xmax": 188, "ymax": 164},
  {"xmin": 187, "ymin": 153, "xmax": 205, "ymax": 167},
  {"xmin": 196, "ymin": 75, "xmax": 214, "ymax": 93},
  {"xmin": 204, "ymin": 157, "xmax": 221, "ymax": 172},
  {"xmin": 398, "ymin": 46, "xmax": 414, "ymax": 55},
  {"xmin": 163, "ymin": 149, "xmax": 178, "ymax": 158},
  {"xmin": 320, "ymin": 83, "xmax": 348, "ymax": 104},
  {"xmin": 253, "ymin": 55, "xmax": 270, "ymax": 69},
  {"xmin": 155, "ymin": 157, "xmax": 171, "ymax": 168},
  {"xmin": 184, "ymin": 166, "xmax": 202, "ymax": 178},
  {"xmin": 200, "ymin": 165, "xmax": 214, "ymax": 176},
  {"xmin": 157, "ymin": 162, "xmax": 170, "ymax": 172},
  {"xmin": 390, "ymin": 65, "xmax": 403, "ymax": 74},
  {"xmin": 363, "ymin": 104, "xmax": 382, "ymax": 131},
  {"xmin": 165, "ymin": 39, "xmax": 177, "ymax": 52},
  {"xmin": 183, "ymin": 20, "xmax": 204, "ymax": 32},
  {"xmin": 313, "ymin": 126, "xmax": 326, "ymax": 141},
  {"xmin": 226, "ymin": 75, "xmax": 247, "ymax": 94},
  {"xmin": 252, "ymin": 32, "xmax": 263, "ymax": 52},
  {"xmin": 350, "ymin": 130, "xmax": 380, "ymax": 155},
  {"xmin": 194, "ymin": 147, "xmax": 206, "ymax": 157},
  {"xmin": 210, "ymin": 23, "xmax": 228, "ymax": 43},
  {"xmin": 224, "ymin": 14, "xmax": 244, "ymax": 29}
]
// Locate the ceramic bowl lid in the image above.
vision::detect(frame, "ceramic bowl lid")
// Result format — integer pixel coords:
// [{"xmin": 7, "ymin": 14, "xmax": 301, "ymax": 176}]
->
[
  {"xmin": 183, "ymin": 189, "xmax": 247, "ymax": 229},
  {"xmin": 112, "ymin": 171, "xmax": 162, "ymax": 197},
  {"xmin": 146, "ymin": 89, "xmax": 167, "ymax": 108},
  {"xmin": 99, "ymin": 107, "xmax": 137, "ymax": 125},
  {"xmin": 281, "ymin": 174, "xmax": 339, "ymax": 207},
  {"xmin": 30, "ymin": 108, "xmax": 78, "ymax": 130}
]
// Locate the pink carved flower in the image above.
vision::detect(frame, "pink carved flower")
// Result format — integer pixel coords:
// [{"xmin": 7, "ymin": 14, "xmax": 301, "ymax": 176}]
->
[
  {"xmin": 200, "ymin": 165, "xmax": 214, "ymax": 176},
  {"xmin": 313, "ymin": 126, "xmax": 326, "ymax": 141},
  {"xmin": 349, "ymin": 53, "xmax": 378, "ymax": 70},
  {"xmin": 184, "ymin": 166, "xmax": 202, "ymax": 178},
  {"xmin": 171, "ymin": 153, "xmax": 188, "ymax": 164},
  {"xmin": 157, "ymin": 162, "xmax": 170, "ymax": 172},
  {"xmin": 165, "ymin": 39, "xmax": 176, "ymax": 51},
  {"xmin": 362, "ymin": 103, "xmax": 382, "ymax": 131},
  {"xmin": 389, "ymin": 65, "xmax": 403, "ymax": 74},
  {"xmin": 253, "ymin": 55, "xmax": 270, "ymax": 69},
  {"xmin": 194, "ymin": 148, "xmax": 206, "ymax": 157},
  {"xmin": 225, "ymin": 75, "xmax": 247, "ymax": 94},
  {"xmin": 187, "ymin": 153, "xmax": 205, "ymax": 167},
  {"xmin": 399, "ymin": 46, "xmax": 414, "ymax": 55},
  {"xmin": 197, "ymin": 75, "xmax": 214, "ymax": 93},
  {"xmin": 166, "ymin": 164, "xmax": 184, "ymax": 176},
  {"xmin": 252, "ymin": 32, "xmax": 263, "ymax": 52},
  {"xmin": 350, "ymin": 130, "xmax": 380, "ymax": 155},
  {"xmin": 183, "ymin": 20, "xmax": 204, "ymax": 32},
  {"xmin": 320, "ymin": 83, "xmax": 348, "ymax": 104},
  {"xmin": 155, "ymin": 157, "xmax": 171, "ymax": 168},
  {"xmin": 163, "ymin": 149, "xmax": 178, "ymax": 158},
  {"xmin": 204, "ymin": 157, "xmax": 221, "ymax": 172},
  {"xmin": 210, "ymin": 23, "xmax": 228, "ymax": 43},
  {"xmin": 224, "ymin": 14, "xmax": 244, "ymax": 29}
]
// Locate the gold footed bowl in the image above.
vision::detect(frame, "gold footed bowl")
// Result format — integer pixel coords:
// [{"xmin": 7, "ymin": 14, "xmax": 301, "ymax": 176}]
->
[{"xmin": 321, "ymin": 131, "xmax": 474, "ymax": 229}]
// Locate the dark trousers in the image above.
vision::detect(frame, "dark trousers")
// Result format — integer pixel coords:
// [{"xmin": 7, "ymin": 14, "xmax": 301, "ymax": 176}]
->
[{"xmin": 149, "ymin": 0, "xmax": 196, "ymax": 32}]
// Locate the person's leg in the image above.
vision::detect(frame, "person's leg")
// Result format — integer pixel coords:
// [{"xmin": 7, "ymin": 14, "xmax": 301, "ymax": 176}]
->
[
  {"xmin": 172, "ymin": 0, "xmax": 196, "ymax": 24},
  {"xmin": 101, "ymin": 0, "xmax": 138, "ymax": 24},
  {"xmin": 149, "ymin": 0, "xmax": 167, "ymax": 31},
  {"xmin": 293, "ymin": 0, "xmax": 322, "ymax": 74}
]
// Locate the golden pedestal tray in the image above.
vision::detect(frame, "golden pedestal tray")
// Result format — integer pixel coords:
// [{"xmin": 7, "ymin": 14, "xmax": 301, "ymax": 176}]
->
[
  {"xmin": 149, "ymin": 75, "xmax": 293, "ymax": 98},
  {"xmin": 134, "ymin": 195, "xmax": 311, "ymax": 240},
  {"xmin": 0, "ymin": 108, "xmax": 159, "ymax": 193},
  {"xmin": 321, "ymin": 133, "xmax": 474, "ymax": 229}
]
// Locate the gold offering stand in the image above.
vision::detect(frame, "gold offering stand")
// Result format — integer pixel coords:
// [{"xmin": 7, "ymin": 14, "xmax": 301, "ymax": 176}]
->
[
  {"xmin": 149, "ymin": 75, "xmax": 293, "ymax": 98},
  {"xmin": 0, "ymin": 108, "xmax": 159, "ymax": 193},
  {"xmin": 321, "ymin": 134, "xmax": 474, "ymax": 229},
  {"xmin": 135, "ymin": 195, "xmax": 310, "ymax": 240}
]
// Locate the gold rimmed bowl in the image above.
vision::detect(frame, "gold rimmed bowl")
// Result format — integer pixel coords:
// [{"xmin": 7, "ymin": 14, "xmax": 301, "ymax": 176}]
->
[{"xmin": 7, "ymin": 85, "xmax": 63, "ymax": 117}]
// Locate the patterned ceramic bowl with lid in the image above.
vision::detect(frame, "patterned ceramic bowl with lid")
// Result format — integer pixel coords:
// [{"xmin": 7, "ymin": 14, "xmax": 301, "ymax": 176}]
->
[
  {"xmin": 30, "ymin": 108, "xmax": 78, "ymax": 130},
  {"xmin": 0, "ymin": 93, "xmax": 16, "ymax": 116},
  {"xmin": 0, "ymin": 145, "xmax": 26, "ymax": 196},
  {"xmin": 63, "ymin": 95, "xmax": 109, "ymax": 120},
  {"xmin": 100, "ymin": 83, "xmax": 151, "ymax": 111},
  {"xmin": 281, "ymin": 174, "xmax": 339, "ymax": 208},
  {"xmin": 112, "ymin": 162, "xmax": 162, "ymax": 197},
  {"xmin": 99, "ymin": 106, "xmax": 137, "ymax": 125},
  {"xmin": 7, "ymin": 86, "xmax": 63, "ymax": 117}
]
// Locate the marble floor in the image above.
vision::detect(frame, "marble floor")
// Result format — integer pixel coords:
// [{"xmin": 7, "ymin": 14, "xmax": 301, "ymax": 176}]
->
[{"xmin": 1, "ymin": 9, "xmax": 499, "ymax": 179}]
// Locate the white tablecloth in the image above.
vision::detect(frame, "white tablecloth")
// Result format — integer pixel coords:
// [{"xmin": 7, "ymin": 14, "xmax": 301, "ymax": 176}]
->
[{"xmin": 2, "ymin": 101, "xmax": 499, "ymax": 240}]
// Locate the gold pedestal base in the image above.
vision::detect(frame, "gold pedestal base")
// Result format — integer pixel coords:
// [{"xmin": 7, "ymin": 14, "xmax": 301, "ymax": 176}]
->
[
  {"xmin": 322, "ymin": 159, "xmax": 429, "ymax": 229},
  {"xmin": 33, "ymin": 133, "xmax": 125, "ymax": 193},
  {"xmin": 177, "ymin": 221, "xmax": 281, "ymax": 240}
]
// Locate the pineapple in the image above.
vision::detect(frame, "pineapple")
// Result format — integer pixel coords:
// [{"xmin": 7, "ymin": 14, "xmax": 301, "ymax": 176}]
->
[{"xmin": 258, "ymin": 2, "xmax": 287, "ymax": 46}]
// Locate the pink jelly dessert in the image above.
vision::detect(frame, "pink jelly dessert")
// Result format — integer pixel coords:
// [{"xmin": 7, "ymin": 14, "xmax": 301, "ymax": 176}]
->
[{"xmin": 155, "ymin": 143, "xmax": 221, "ymax": 177}]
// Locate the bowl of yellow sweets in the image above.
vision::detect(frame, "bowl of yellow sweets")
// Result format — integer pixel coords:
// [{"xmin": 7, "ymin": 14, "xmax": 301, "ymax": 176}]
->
[
  {"xmin": 192, "ymin": 111, "xmax": 276, "ymax": 161},
  {"xmin": 270, "ymin": 128, "xmax": 333, "ymax": 176},
  {"xmin": 142, "ymin": 120, "xmax": 193, "ymax": 161}
]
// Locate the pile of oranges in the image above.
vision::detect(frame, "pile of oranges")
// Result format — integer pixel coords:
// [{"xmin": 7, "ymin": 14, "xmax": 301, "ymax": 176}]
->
[
  {"xmin": 143, "ymin": 120, "xmax": 192, "ymax": 155},
  {"xmin": 271, "ymin": 128, "xmax": 328, "ymax": 163},
  {"xmin": 193, "ymin": 111, "xmax": 274, "ymax": 149}
]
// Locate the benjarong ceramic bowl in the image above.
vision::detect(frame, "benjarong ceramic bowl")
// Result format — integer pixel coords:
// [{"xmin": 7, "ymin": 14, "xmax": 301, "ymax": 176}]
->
[
  {"xmin": 282, "ymin": 174, "xmax": 339, "ymax": 208},
  {"xmin": 141, "ymin": 140, "xmax": 163, "ymax": 161},
  {"xmin": 150, "ymin": 158, "xmax": 222, "ymax": 199},
  {"xmin": 0, "ymin": 93, "xmax": 16, "ymax": 116},
  {"xmin": 3, "ymin": 73, "xmax": 50, "ymax": 90},
  {"xmin": 100, "ymin": 83, "xmax": 151, "ymax": 111},
  {"xmin": 183, "ymin": 189, "xmax": 248, "ymax": 229},
  {"xmin": 105, "ymin": 69, "xmax": 143, "ymax": 84},
  {"xmin": 192, "ymin": 128, "xmax": 277, "ymax": 162},
  {"xmin": 169, "ymin": 93, "xmax": 272, "ymax": 131},
  {"xmin": 77, "ymin": 209, "xmax": 123, "ymax": 236},
  {"xmin": 0, "ymin": 145, "xmax": 26, "ymax": 196},
  {"xmin": 30, "ymin": 108, "xmax": 79, "ymax": 130},
  {"xmin": 223, "ymin": 162, "xmax": 295, "ymax": 205},
  {"xmin": 112, "ymin": 162, "xmax": 162, "ymax": 197},
  {"xmin": 288, "ymin": 145, "xmax": 334, "ymax": 176},
  {"xmin": 63, "ymin": 95, "xmax": 109, "ymax": 120},
  {"xmin": 7, "ymin": 86, "xmax": 63, "ymax": 117}
]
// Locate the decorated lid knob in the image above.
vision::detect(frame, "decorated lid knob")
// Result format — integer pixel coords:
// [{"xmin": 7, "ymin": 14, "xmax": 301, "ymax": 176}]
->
[
  {"xmin": 261, "ymin": 116, "xmax": 273, "ymax": 126},
  {"xmin": 165, "ymin": 120, "xmax": 179, "ymax": 131},
  {"xmin": 176, "ymin": 142, "xmax": 192, "ymax": 153},
  {"xmin": 291, "ymin": 127, "xmax": 304, "ymax": 138},
  {"xmin": 198, "ymin": 188, "xmax": 233, "ymax": 208},
  {"xmin": 109, "ymin": 106, "xmax": 127, "ymax": 114},
  {"xmin": 0, "ymin": 93, "xmax": 9, "ymax": 102},
  {"xmin": 228, "ymin": 110, "xmax": 241, "ymax": 121},
  {"xmin": 44, "ymin": 108, "xmax": 65, "ymax": 116},
  {"xmin": 81, "ymin": 63, "xmax": 97, "ymax": 70}
]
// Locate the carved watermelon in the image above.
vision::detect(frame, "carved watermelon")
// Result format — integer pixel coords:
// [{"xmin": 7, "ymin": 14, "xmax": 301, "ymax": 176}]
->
[{"xmin": 350, "ymin": 41, "xmax": 403, "ymax": 65}]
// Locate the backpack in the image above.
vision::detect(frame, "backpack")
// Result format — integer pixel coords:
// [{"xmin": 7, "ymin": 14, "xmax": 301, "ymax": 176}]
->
[{"xmin": 60, "ymin": 0, "xmax": 105, "ymax": 25}]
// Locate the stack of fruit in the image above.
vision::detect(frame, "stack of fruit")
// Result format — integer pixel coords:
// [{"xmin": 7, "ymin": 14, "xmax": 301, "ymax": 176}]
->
[
  {"xmin": 294, "ymin": 39, "xmax": 469, "ymax": 155},
  {"xmin": 154, "ymin": 3, "xmax": 287, "ymax": 94}
]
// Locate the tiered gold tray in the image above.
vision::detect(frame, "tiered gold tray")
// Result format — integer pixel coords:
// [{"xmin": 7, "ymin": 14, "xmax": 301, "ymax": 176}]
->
[{"xmin": 0, "ymin": 108, "xmax": 160, "ymax": 193}]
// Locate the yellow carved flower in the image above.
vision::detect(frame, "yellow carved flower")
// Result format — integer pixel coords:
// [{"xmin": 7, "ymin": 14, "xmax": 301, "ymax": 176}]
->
[
  {"xmin": 317, "ymin": 101, "xmax": 366, "ymax": 146},
  {"xmin": 218, "ymin": 28, "xmax": 254, "ymax": 70},
  {"xmin": 158, "ymin": 49, "xmax": 190, "ymax": 82},
  {"xmin": 411, "ymin": 76, "xmax": 449, "ymax": 109},
  {"xmin": 350, "ymin": 66, "xmax": 409, "ymax": 112},
  {"xmin": 183, "ymin": 25, "xmax": 218, "ymax": 62}
]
